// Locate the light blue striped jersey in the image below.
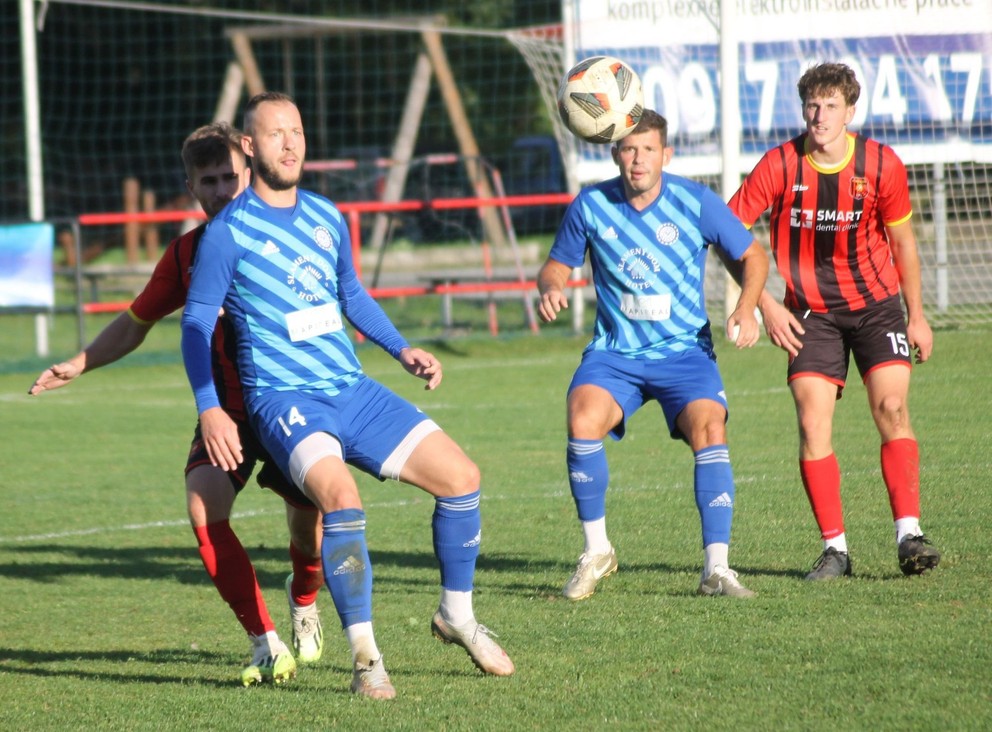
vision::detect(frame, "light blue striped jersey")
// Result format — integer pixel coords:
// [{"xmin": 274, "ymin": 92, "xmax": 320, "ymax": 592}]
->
[
  {"xmin": 183, "ymin": 187, "xmax": 407, "ymax": 411},
  {"xmin": 550, "ymin": 174, "xmax": 752, "ymax": 359}
]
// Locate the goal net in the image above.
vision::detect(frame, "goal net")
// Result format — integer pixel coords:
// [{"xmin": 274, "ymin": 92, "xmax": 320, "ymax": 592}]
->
[
  {"xmin": 4, "ymin": 0, "xmax": 990, "ymax": 334},
  {"xmin": 550, "ymin": 0, "xmax": 992, "ymax": 328}
]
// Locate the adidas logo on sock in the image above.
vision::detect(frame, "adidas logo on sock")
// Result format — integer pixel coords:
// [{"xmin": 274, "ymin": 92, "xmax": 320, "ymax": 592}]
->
[
  {"xmin": 463, "ymin": 531, "xmax": 482, "ymax": 548},
  {"xmin": 708, "ymin": 492, "xmax": 733, "ymax": 508},
  {"xmin": 333, "ymin": 555, "xmax": 366, "ymax": 576},
  {"xmin": 570, "ymin": 471, "xmax": 594, "ymax": 483}
]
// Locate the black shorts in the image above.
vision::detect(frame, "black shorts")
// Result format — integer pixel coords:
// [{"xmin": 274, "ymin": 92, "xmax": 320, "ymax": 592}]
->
[
  {"xmin": 787, "ymin": 297, "xmax": 912, "ymax": 395},
  {"xmin": 186, "ymin": 419, "xmax": 316, "ymax": 509}
]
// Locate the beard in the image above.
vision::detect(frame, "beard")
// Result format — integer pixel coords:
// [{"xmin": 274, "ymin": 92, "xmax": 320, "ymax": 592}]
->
[{"xmin": 253, "ymin": 155, "xmax": 302, "ymax": 191}]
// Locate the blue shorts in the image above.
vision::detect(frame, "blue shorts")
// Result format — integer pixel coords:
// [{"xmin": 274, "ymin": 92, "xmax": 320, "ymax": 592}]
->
[
  {"xmin": 568, "ymin": 348, "xmax": 728, "ymax": 441},
  {"xmin": 248, "ymin": 376, "xmax": 432, "ymax": 484}
]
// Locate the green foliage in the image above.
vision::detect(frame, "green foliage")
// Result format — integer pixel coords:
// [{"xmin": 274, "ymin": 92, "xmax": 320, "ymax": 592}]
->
[{"xmin": 1, "ymin": 331, "xmax": 990, "ymax": 730}]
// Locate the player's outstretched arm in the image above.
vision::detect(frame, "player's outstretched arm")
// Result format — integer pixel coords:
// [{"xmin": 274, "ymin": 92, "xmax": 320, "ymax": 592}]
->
[
  {"xmin": 398, "ymin": 347, "xmax": 442, "ymax": 391},
  {"xmin": 537, "ymin": 257, "xmax": 572, "ymax": 323},
  {"xmin": 28, "ymin": 312, "xmax": 153, "ymax": 395}
]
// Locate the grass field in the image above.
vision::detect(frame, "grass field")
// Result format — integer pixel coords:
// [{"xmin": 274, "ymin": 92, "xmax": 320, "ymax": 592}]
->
[{"xmin": 1, "ymin": 316, "xmax": 990, "ymax": 731}]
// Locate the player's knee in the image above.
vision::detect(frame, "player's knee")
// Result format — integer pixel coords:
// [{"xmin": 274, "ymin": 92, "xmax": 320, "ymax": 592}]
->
[
  {"xmin": 185, "ymin": 466, "xmax": 237, "ymax": 524},
  {"xmin": 873, "ymin": 394, "xmax": 909, "ymax": 428},
  {"xmin": 449, "ymin": 455, "xmax": 482, "ymax": 496},
  {"xmin": 428, "ymin": 454, "xmax": 481, "ymax": 498},
  {"xmin": 689, "ymin": 420, "xmax": 727, "ymax": 450},
  {"xmin": 568, "ymin": 411, "xmax": 612, "ymax": 440}
]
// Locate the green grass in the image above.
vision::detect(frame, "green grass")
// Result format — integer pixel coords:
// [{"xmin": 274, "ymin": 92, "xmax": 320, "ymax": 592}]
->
[{"xmin": 1, "ymin": 325, "xmax": 990, "ymax": 731}]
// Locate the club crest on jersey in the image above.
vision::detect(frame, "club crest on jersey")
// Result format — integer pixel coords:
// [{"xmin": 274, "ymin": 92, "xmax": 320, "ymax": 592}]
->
[
  {"xmin": 656, "ymin": 222, "xmax": 679, "ymax": 246},
  {"xmin": 287, "ymin": 255, "xmax": 329, "ymax": 303},
  {"xmin": 314, "ymin": 226, "xmax": 334, "ymax": 251},
  {"xmin": 849, "ymin": 177, "xmax": 871, "ymax": 200}
]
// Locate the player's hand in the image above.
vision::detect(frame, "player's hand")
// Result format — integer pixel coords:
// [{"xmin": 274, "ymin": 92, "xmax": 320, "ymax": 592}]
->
[
  {"xmin": 27, "ymin": 360, "xmax": 83, "ymax": 395},
  {"xmin": 399, "ymin": 347, "xmax": 442, "ymax": 390},
  {"xmin": 199, "ymin": 407, "xmax": 243, "ymax": 471},
  {"xmin": 907, "ymin": 317, "xmax": 933, "ymax": 364},
  {"xmin": 538, "ymin": 289, "xmax": 568, "ymax": 323},
  {"xmin": 726, "ymin": 309, "xmax": 761, "ymax": 349},
  {"xmin": 761, "ymin": 300, "xmax": 805, "ymax": 357}
]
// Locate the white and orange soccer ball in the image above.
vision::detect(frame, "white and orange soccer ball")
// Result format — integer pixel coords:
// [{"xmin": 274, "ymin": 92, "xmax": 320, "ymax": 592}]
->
[{"xmin": 556, "ymin": 56, "xmax": 644, "ymax": 144}]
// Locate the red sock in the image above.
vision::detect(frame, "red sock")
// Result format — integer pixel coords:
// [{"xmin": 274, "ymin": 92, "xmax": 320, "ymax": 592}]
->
[
  {"xmin": 800, "ymin": 454, "xmax": 844, "ymax": 539},
  {"xmin": 193, "ymin": 520, "xmax": 273, "ymax": 637},
  {"xmin": 881, "ymin": 438, "xmax": 920, "ymax": 520},
  {"xmin": 289, "ymin": 540, "xmax": 323, "ymax": 607}
]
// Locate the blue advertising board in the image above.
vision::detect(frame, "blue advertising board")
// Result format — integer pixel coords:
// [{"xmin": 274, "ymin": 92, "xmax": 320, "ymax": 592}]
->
[
  {"xmin": 0, "ymin": 223, "xmax": 55, "ymax": 308},
  {"xmin": 565, "ymin": 0, "xmax": 992, "ymax": 174}
]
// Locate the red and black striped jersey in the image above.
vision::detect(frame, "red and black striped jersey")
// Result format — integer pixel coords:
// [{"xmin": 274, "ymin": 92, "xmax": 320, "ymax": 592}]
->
[
  {"xmin": 128, "ymin": 224, "xmax": 245, "ymax": 420},
  {"xmin": 729, "ymin": 132, "xmax": 911, "ymax": 313}
]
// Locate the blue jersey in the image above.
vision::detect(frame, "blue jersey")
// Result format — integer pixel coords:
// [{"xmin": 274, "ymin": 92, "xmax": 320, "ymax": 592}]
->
[
  {"xmin": 182, "ymin": 187, "xmax": 408, "ymax": 413},
  {"xmin": 550, "ymin": 174, "xmax": 753, "ymax": 359}
]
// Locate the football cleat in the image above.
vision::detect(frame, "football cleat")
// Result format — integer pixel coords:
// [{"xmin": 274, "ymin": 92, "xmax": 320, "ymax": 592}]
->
[
  {"xmin": 431, "ymin": 611, "xmax": 515, "ymax": 676},
  {"xmin": 351, "ymin": 655, "xmax": 396, "ymax": 700},
  {"xmin": 697, "ymin": 565, "xmax": 755, "ymax": 598},
  {"xmin": 562, "ymin": 548, "xmax": 618, "ymax": 600},
  {"xmin": 285, "ymin": 573, "xmax": 324, "ymax": 664},
  {"xmin": 805, "ymin": 547, "xmax": 852, "ymax": 581},
  {"xmin": 898, "ymin": 534, "xmax": 941, "ymax": 576},
  {"xmin": 241, "ymin": 635, "xmax": 297, "ymax": 687}
]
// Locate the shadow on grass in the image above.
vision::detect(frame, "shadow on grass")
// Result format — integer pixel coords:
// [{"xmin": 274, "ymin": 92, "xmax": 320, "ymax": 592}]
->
[
  {"xmin": 0, "ymin": 543, "xmax": 562, "ymax": 586},
  {"xmin": 2, "ymin": 542, "xmax": 871, "ymax": 598},
  {"xmin": 0, "ymin": 646, "xmax": 242, "ymax": 688}
]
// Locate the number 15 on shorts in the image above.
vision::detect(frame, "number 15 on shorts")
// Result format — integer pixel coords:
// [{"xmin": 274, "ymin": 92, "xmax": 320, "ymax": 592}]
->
[{"xmin": 887, "ymin": 332, "xmax": 910, "ymax": 356}]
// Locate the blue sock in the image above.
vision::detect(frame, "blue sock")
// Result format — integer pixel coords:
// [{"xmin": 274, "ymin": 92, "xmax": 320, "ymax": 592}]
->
[
  {"xmin": 694, "ymin": 445, "xmax": 735, "ymax": 547},
  {"xmin": 321, "ymin": 508, "xmax": 373, "ymax": 629},
  {"xmin": 432, "ymin": 490, "xmax": 481, "ymax": 592},
  {"xmin": 568, "ymin": 438, "xmax": 609, "ymax": 521}
]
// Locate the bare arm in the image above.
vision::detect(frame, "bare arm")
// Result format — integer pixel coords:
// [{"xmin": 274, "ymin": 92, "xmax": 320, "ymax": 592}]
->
[
  {"xmin": 887, "ymin": 220, "xmax": 933, "ymax": 363},
  {"xmin": 28, "ymin": 312, "xmax": 154, "ymax": 395},
  {"xmin": 717, "ymin": 243, "xmax": 805, "ymax": 356},
  {"xmin": 536, "ymin": 257, "xmax": 573, "ymax": 323},
  {"xmin": 724, "ymin": 241, "xmax": 769, "ymax": 348}
]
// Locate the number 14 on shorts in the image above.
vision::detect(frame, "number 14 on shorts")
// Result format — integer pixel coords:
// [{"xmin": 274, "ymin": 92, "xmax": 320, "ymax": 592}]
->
[{"xmin": 278, "ymin": 406, "xmax": 308, "ymax": 436}]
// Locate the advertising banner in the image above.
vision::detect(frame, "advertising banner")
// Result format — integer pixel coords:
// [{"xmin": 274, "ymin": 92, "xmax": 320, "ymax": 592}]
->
[
  {"xmin": 0, "ymin": 223, "xmax": 55, "ymax": 308},
  {"xmin": 567, "ymin": 0, "xmax": 992, "ymax": 174}
]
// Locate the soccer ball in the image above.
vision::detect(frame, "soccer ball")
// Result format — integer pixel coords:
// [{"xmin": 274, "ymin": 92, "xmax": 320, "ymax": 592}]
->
[{"xmin": 557, "ymin": 56, "xmax": 644, "ymax": 144}]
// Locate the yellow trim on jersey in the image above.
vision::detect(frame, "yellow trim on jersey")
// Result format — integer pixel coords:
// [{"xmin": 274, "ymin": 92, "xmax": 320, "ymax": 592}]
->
[
  {"xmin": 886, "ymin": 210, "xmax": 913, "ymax": 228},
  {"xmin": 126, "ymin": 308, "xmax": 155, "ymax": 326},
  {"xmin": 804, "ymin": 133, "xmax": 855, "ymax": 174}
]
